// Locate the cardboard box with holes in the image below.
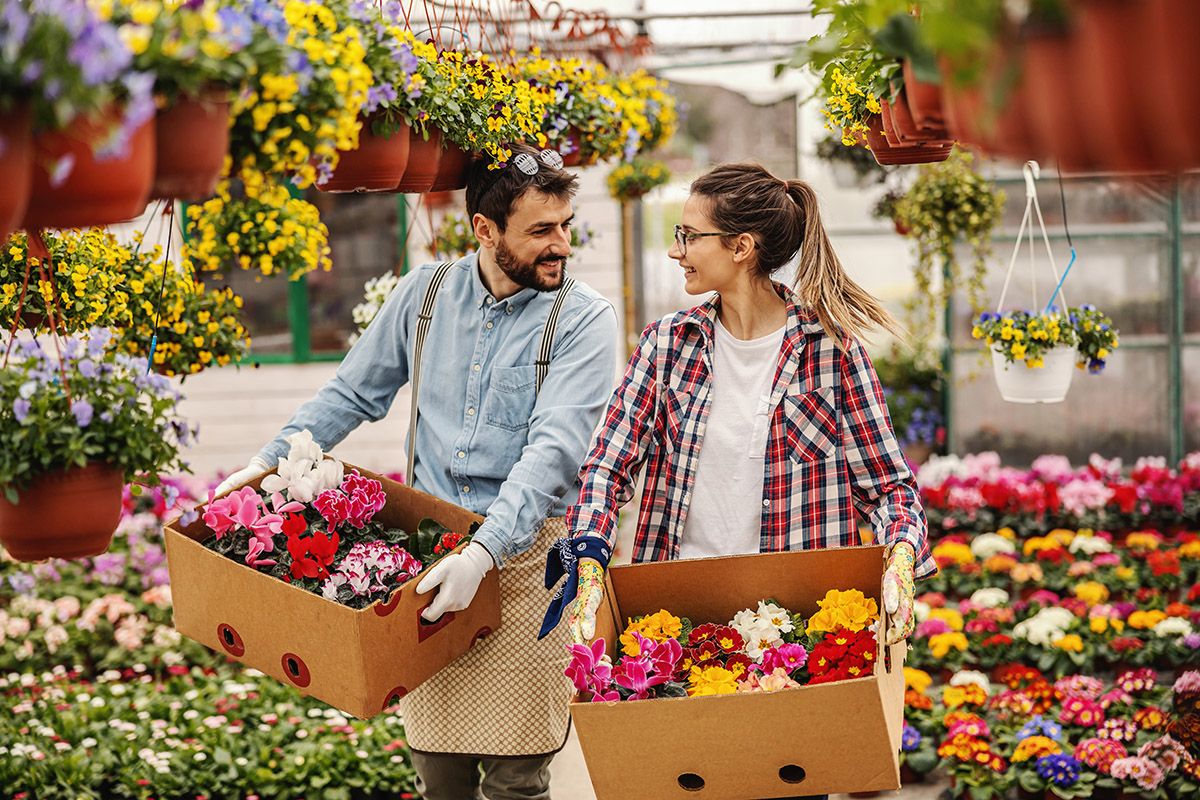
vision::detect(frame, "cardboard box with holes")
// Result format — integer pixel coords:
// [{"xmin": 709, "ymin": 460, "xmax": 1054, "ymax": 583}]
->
[
  {"xmin": 571, "ymin": 545, "xmax": 905, "ymax": 799},
  {"xmin": 163, "ymin": 464, "xmax": 500, "ymax": 719}
]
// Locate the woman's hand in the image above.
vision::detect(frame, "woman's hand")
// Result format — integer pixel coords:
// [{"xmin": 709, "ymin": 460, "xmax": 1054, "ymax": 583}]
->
[
  {"xmin": 567, "ymin": 558, "xmax": 605, "ymax": 644},
  {"xmin": 882, "ymin": 542, "xmax": 916, "ymax": 645}
]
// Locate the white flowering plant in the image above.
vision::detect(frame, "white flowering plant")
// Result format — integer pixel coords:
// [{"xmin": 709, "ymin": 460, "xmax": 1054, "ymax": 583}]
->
[{"xmin": 200, "ymin": 430, "xmax": 470, "ymax": 609}]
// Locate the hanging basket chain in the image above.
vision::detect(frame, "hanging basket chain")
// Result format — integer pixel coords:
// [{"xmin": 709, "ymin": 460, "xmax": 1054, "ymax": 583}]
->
[{"xmin": 147, "ymin": 202, "xmax": 176, "ymax": 374}]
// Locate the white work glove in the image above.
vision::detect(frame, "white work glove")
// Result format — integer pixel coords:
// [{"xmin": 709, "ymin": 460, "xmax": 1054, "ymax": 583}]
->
[
  {"xmin": 416, "ymin": 541, "xmax": 495, "ymax": 622},
  {"xmin": 213, "ymin": 456, "xmax": 270, "ymax": 498}
]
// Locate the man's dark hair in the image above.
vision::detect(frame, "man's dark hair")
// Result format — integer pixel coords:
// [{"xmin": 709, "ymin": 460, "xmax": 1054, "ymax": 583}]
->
[{"xmin": 465, "ymin": 142, "xmax": 579, "ymax": 231}]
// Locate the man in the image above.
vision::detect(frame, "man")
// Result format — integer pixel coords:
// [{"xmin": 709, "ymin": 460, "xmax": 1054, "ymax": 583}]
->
[{"xmin": 216, "ymin": 143, "xmax": 618, "ymax": 799}]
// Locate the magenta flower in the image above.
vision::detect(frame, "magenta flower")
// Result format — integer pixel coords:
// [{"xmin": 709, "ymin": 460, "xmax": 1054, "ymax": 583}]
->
[
  {"xmin": 203, "ymin": 486, "xmax": 263, "ymax": 539},
  {"xmin": 612, "ymin": 656, "xmax": 671, "ymax": 700},
  {"xmin": 644, "ymin": 635, "xmax": 683, "ymax": 678},
  {"xmin": 314, "ymin": 489, "xmax": 350, "ymax": 529},
  {"xmin": 564, "ymin": 639, "xmax": 614, "ymax": 700},
  {"xmin": 761, "ymin": 643, "xmax": 808, "ymax": 674},
  {"xmin": 245, "ymin": 536, "xmax": 277, "ymax": 568}
]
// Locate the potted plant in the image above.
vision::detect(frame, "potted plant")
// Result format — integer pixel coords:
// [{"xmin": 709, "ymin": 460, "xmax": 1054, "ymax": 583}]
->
[
  {"xmin": 973, "ymin": 305, "xmax": 1120, "ymax": 404},
  {"xmin": 0, "ymin": 328, "xmax": 193, "ymax": 561},
  {"xmin": 224, "ymin": 0, "xmax": 370, "ymax": 189},
  {"xmin": 606, "ymin": 156, "xmax": 671, "ymax": 201},
  {"xmin": 871, "ymin": 187, "xmax": 909, "ymax": 236},
  {"xmin": 14, "ymin": 0, "xmax": 157, "ymax": 231},
  {"xmin": 0, "ymin": 229, "xmax": 136, "ymax": 333},
  {"xmin": 511, "ymin": 52, "xmax": 619, "ymax": 165},
  {"xmin": 105, "ymin": 0, "xmax": 257, "ymax": 201},
  {"xmin": 184, "ymin": 169, "xmax": 332, "ymax": 281},
  {"xmin": 873, "ymin": 343, "xmax": 945, "ymax": 466},
  {"xmin": 816, "ymin": 133, "xmax": 887, "ymax": 189},
  {"xmin": 318, "ymin": 0, "xmax": 423, "ymax": 193},
  {"xmin": 113, "ymin": 239, "xmax": 250, "ymax": 378},
  {"xmin": 894, "ymin": 149, "xmax": 1006, "ymax": 340}
]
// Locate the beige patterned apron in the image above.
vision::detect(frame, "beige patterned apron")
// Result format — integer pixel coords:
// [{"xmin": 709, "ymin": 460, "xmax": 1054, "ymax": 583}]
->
[{"xmin": 400, "ymin": 517, "xmax": 574, "ymax": 756}]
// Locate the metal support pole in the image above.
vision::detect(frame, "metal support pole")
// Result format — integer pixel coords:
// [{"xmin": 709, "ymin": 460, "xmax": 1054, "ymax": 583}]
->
[
  {"xmin": 620, "ymin": 199, "xmax": 640, "ymax": 353},
  {"xmin": 942, "ymin": 254, "xmax": 954, "ymax": 451},
  {"xmin": 1168, "ymin": 179, "xmax": 1184, "ymax": 463}
]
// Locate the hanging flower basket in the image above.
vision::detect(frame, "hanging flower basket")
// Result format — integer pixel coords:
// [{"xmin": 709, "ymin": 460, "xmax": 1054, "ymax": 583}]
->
[
  {"xmin": 887, "ymin": 89, "xmax": 952, "ymax": 146},
  {"xmin": 1131, "ymin": 0, "xmax": 1200, "ymax": 170},
  {"xmin": 428, "ymin": 140, "xmax": 472, "ymax": 192},
  {"xmin": 317, "ymin": 116, "xmax": 412, "ymax": 193},
  {"xmin": 151, "ymin": 89, "xmax": 231, "ymax": 201},
  {"xmin": 558, "ymin": 126, "xmax": 585, "ymax": 167},
  {"xmin": 396, "ymin": 126, "xmax": 443, "ymax": 193},
  {"xmin": 990, "ymin": 345, "xmax": 1076, "ymax": 404},
  {"xmin": 0, "ymin": 463, "xmax": 124, "ymax": 561},
  {"xmin": 0, "ymin": 105, "xmax": 33, "ymax": 246},
  {"xmin": 22, "ymin": 106, "xmax": 154, "ymax": 230},
  {"xmin": 422, "ymin": 190, "xmax": 456, "ymax": 209},
  {"xmin": 1022, "ymin": 28, "xmax": 1097, "ymax": 173}
]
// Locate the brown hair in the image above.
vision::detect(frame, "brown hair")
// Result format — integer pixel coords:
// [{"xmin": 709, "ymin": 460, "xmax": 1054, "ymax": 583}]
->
[
  {"xmin": 464, "ymin": 142, "xmax": 579, "ymax": 231},
  {"xmin": 690, "ymin": 162, "xmax": 901, "ymax": 345}
]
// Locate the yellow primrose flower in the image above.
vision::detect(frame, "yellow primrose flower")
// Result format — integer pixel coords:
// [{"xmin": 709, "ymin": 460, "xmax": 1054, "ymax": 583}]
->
[{"xmin": 687, "ymin": 666, "xmax": 739, "ymax": 697}]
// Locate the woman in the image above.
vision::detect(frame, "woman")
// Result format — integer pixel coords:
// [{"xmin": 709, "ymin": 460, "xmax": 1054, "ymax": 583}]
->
[{"xmin": 542, "ymin": 163, "xmax": 938, "ymax": 798}]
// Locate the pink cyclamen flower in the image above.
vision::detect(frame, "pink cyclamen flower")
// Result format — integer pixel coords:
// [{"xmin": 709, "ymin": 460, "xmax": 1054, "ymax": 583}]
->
[
  {"xmin": 244, "ymin": 536, "xmax": 277, "ymax": 569},
  {"xmin": 612, "ymin": 656, "xmax": 670, "ymax": 700},
  {"xmin": 202, "ymin": 486, "xmax": 262, "ymax": 539},
  {"xmin": 565, "ymin": 639, "xmax": 613, "ymax": 699},
  {"xmin": 641, "ymin": 634, "xmax": 683, "ymax": 678}
]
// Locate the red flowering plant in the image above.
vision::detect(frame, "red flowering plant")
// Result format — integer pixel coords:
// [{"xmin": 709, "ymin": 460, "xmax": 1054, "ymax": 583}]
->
[{"xmin": 200, "ymin": 431, "xmax": 469, "ymax": 609}]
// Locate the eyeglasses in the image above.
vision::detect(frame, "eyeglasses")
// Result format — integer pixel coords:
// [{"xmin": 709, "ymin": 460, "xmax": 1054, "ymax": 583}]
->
[{"xmin": 673, "ymin": 224, "xmax": 736, "ymax": 256}]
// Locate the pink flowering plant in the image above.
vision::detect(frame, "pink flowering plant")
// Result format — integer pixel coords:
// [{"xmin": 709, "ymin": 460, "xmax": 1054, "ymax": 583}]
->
[{"xmin": 200, "ymin": 430, "xmax": 470, "ymax": 610}]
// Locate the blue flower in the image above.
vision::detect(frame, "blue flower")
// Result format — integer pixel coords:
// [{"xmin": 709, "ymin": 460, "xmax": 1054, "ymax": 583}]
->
[
  {"xmin": 901, "ymin": 723, "xmax": 922, "ymax": 752},
  {"xmin": 12, "ymin": 398, "xmax": 30, "ymax": 424},
  {"xmin": 216, "ymin": 7, "xmax": 254, "ymax": 49},
  {"xmin": 71, "ymin": 398, "xmax": 93, "ymax": 428},
  {"xmin": 1035, "ymin": 754, "xmax": 1080, "ymax": 787}
]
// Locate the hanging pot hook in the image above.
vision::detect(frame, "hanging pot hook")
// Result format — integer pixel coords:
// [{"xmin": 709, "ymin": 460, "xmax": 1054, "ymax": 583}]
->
[{"xmin": 1023, "ymin": 160, "xmax": 1040, "ymax": 201}]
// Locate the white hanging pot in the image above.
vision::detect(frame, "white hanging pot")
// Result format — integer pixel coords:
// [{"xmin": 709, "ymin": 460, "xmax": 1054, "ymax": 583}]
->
[{"xmin": 991, "ymin": 345, "xmax": 1077, "ymax": 403}]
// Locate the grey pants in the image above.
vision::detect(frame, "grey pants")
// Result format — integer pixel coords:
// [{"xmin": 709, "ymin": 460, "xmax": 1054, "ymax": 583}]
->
[{"xmin": 410, "ymin": 750, "xmax": 554, "ymax": 800}]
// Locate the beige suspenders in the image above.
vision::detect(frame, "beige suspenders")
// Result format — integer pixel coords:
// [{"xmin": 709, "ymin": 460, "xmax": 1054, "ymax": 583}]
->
[{"xmin": 405, "ymin": 262, "xmax": 577, "ymax": 485}]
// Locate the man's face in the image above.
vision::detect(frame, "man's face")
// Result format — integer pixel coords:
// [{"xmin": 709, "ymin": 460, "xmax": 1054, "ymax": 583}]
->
[{"xmin": 493, "ymin": 189, "xmax": 574, "ymax": 292}]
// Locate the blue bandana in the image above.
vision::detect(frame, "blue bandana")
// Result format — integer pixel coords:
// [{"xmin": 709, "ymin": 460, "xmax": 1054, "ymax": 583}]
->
[{"xmin": 538, "ymin": 535, "xmax": 611, "ymax": 639}]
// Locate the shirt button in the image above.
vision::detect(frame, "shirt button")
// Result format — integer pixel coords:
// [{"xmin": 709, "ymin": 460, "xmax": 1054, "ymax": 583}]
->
[
  {"xmin": 467, "ymin": 407, "xmax": 475, "ymax": 416},
  {"xmin": 486, "ymin": 321, "xmax": 494, "ymax": 329},
  {"xmin": 506, "ymin": 307, "xmax": 513, "ymax": 314},
  {"xmin": 473, "ymin": 364, "xmax": 480, "ymax": 372},
  {"xmin": 484, "ymin": 297, "xmax": 492, "ymax": 305},
  {"xmin": 457, "ymin": 450, "xmax": 466, "ymax": 458},
  {"xmin": 462, "ymin": 485, "xmax": 471, "ymax": 493},
  {"xmin": 762, "ymin": 499, "xmax": 770, "ymax": 507}
]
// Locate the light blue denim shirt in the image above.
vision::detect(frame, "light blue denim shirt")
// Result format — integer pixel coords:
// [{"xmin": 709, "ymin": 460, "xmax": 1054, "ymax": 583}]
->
[{"xmin": 256, "ymin": 253, "xmax": 618, "ymax": 566}]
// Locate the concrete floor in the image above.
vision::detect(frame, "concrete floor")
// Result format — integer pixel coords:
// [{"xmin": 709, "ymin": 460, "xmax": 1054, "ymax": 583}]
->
[{"xmin": 549, "ymin": 726, "xmax": 949, "ymax": 800}]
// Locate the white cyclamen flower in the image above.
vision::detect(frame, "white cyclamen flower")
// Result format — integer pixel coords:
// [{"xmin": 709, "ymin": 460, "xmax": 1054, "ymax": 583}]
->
[
  {"xmin": 970, "ymin": 588, "xmax": 1010, "ymax": 609},
  {"xmin": 971, "ymin": 533, "xmax": 1016, "ymax": 559}
]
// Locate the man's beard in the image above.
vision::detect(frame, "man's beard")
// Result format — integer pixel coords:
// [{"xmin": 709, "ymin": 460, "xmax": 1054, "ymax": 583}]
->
[{"xmin": 495, "ymin": 237, "xmax": 566, "ymax": 292}]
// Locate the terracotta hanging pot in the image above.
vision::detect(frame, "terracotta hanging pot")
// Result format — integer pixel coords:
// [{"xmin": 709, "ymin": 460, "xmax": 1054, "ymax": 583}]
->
[
  {"xmin": 1133, "ymin": 0, "xmax": 1200, "ymax": 170},
  {"xmin": 1022, "ymin": 28, "xmax": 1098, "ymax": 173},
  {"xmin": 0, "ymin": 104, "xmax": 33, "ymax": 245},
  {"xmin": 23, "ymin": 106, "xmax": 154, "ymax": 230},
  {"xmin": 1074, "ymin": 0, "xmax": 1157, "ymax": 172},
  {"xmin": 879, "ymin": 101, "xmax": 906, "ymax": 148},
  {"xmin": 395, "ymin": 126, "xmax": 442, "ymax": 193},
  {"xmin": 0, "ymin": 463, "xmax": 124, "ymax": 561},
  {"xmin": 318, "ymin": 115, "xmax": 412, "ymax": 193},
  {"xmin": 889, "ymin": 88, "xmax": 952, "ymax": 146},
  {"xmin": 989, "ymin": 71, "xmax": 1039, "ymax": 162},
  {"xmin": 558, "ymin": 126, "xmax": 584, "ymax": 167},
  {"xmin": 902, "ymin": 60, "xmax": 945, "ymax": 129},
  {"xmin": 152, "ymin": 89, "xmax": 230, "ymax": 200},
  {"xmin": 427, "ymin": 139, "xmax": 472, "ymax": 192},
  {"xmin": 864, "ymin": 114, "xmax": 952, "ymax": 166},
  {"xmin": 939, "ymin": 58, "xmax": 996, "ymax": 153}
]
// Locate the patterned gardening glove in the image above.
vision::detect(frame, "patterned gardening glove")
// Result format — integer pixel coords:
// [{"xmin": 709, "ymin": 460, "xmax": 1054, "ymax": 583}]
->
[
  {"xmin": 882, "ymin": 542, "xmax": 916, "ymax": 646},
  {"xmin": 567, "ymin": 558, "xmax": 605, "ymax": 645}
]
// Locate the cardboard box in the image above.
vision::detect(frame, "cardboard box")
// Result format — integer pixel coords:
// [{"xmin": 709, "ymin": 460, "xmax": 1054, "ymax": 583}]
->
[
  {"xmin": 571, "ymin": 545, "xmax": 905, "ymax": 799},
  {"xmin": 163, "ymin": 463, "xmax": 500, "ymax": 719}
]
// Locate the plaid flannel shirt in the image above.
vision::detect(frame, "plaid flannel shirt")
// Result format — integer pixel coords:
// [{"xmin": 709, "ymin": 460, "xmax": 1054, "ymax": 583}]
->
[{"xmin": 565, "ymin": 284, "xmax": 937, "ymax": 579}]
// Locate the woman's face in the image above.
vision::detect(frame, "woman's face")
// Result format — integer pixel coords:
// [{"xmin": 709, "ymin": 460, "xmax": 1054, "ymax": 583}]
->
[{"xmin": 668, "ymin": 194, "xmax": 743, "ymax": 296}]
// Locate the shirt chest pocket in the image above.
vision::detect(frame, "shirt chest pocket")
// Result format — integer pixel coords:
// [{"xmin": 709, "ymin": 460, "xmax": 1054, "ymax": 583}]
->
[
  {"xmin": 781, "ymin": 386, "xmax": 840, "ymax": 464},
  {"xmin": 483, "ymin": 364, "xmax": 537, "ymax": 432}
]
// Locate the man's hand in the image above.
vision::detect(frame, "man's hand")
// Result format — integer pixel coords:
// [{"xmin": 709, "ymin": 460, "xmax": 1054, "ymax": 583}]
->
[
  {"xmin": 213, "ymin": 456, "xmax": 270, "ymax": 498},
  {"xmin": 566, "ymin": 558, "xmax": 605, "ymax": 644},
  {"xmin": 882, "ymin": 542, "xmax": 917, "ymax": 646},
  {"xmin": 416, "ymin": 542, "xmax": 495, "ymax": 622}
]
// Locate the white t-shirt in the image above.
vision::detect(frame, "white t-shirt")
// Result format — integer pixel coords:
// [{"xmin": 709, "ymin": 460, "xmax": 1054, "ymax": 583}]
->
[{"xmin": 679, "ymin": 318, "xmax": 785, "ymax": 560}]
